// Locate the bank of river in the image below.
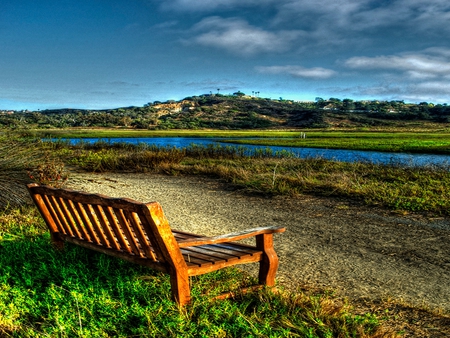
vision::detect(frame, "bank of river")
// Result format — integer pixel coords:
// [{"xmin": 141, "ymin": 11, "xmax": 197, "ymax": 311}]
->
[{"xmin": 63, "ymin": 137, "xmax": 450, "ymax": 168}]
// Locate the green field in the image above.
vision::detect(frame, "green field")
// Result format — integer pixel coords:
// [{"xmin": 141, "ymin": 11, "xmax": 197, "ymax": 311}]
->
[{"xmin": 222, "ymin": 132, "xmax": 450, "ymax": 154}]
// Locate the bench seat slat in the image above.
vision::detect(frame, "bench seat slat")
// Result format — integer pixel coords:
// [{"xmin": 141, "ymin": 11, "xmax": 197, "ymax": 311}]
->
[
  {"xmin": 181, "ymin": 249, "xmax": 250, "ymax": 267},
  {"xmin": 181, "ymin": 245, "xmax": 259, "ymax": 262},
  {"xmin": 201, "ymin": 243, "xmax": 261, "ymax": 256},
  {"xmin": 173, "ymin": 231, "xmax": 259, "ymax": 251},
  {"xmin": 187, "ymin": 253, "xmax": 263, "ymax": 276}
]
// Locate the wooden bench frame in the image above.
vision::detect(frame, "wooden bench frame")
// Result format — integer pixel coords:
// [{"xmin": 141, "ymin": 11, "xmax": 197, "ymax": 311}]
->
[{"xmin": 27, "ymin": 183, "xmax": 285, "ymax": 306}]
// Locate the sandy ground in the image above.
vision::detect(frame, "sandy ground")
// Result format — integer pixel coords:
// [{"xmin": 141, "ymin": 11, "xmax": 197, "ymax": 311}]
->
[{"xmin": 66, "ymin": 172, "xmax": 450, "ymax": 314}]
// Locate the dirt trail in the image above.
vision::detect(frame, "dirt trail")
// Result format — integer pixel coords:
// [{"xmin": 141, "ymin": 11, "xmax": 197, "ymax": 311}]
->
[{"xmin": 67, "ymin": 172, "xmax": 450, "ymax": 313}]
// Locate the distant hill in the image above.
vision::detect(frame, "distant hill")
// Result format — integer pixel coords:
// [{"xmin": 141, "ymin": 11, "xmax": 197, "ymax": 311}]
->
[{"xmin": 2, "ymin": 94, "xmax": 450, "ymax": 129}]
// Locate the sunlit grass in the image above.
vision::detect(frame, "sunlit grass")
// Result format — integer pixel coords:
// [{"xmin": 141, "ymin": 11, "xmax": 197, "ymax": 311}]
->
[
  {"xmin": 222, "ymin": 132, "xmax": 450, "ymax": 154},
  {"xmin": 0, "ymin": 209, "xmax": 393, "ymax": 337},
  {"xmin": 26, "ymin": 128, "xmax": 303, "ymax": 139}
]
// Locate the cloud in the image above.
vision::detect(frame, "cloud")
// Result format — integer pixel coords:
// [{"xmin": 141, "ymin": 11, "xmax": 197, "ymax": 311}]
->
[
  {"xmin": 344, "ymin": 49, "xmax": 450, "ymax": 79},
  {"xmin": 256, "ymin": 65, "xmax": 336, "ymax": 79},
  {"xmin": 157, "ymin": 0, "xmax": 276, "ymax": 12},
  {"xmin": 271, "ymin": 0, "xmax": 450, "ymax": 49},
  {"xmin": 190, "ymin": 17, "xmax": 302, "ymax": 56},
  {"xmin": 338, "ymin": 81, "xmax": 450, "ymax": 103}
]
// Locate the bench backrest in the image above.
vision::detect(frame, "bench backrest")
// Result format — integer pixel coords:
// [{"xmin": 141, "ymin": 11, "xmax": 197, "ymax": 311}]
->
[{"xmin": 27, "ymin": 183, "xmax": 185, "ymax": 271}]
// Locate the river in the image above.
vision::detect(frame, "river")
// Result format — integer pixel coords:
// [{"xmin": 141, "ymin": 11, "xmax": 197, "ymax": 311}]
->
[{"xmin": 63, "ymin": 137, "xmax": 450, "ymax": 168}]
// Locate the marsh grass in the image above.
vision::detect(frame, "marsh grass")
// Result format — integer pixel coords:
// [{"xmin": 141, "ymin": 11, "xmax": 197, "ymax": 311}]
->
[
  {"xmin": 0, "ymin": 135, "xmax": 70, "ymax": 210},
  {"xmin": 0, "ymin": 210, "xmax": 394, "ymax": 337},
  {"xmin": 61, "ymin": 142, "xmax": 450, "ymax": 215},
  {"xmin": 221, "ymin": 132, "xmax": 450, "ymax": 154},
  {"xmin": 0, "ymin": 136, "xmax": 43, "ymax": 210}
]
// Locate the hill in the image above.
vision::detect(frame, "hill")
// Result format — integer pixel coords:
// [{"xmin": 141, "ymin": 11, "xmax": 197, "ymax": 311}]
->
[{"xmin": 2, "ymin": 94, "xmax": 450, "ymax": 129}]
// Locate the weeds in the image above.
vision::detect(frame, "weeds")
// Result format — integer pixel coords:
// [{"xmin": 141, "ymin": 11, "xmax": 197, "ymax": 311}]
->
[
  {"xmin": 27, "ymin": 153, "xmax": 68, "ymax": 188},
  {"xmin": 57, "ymin": 141, "xmax": 450, "ymax": 215}
]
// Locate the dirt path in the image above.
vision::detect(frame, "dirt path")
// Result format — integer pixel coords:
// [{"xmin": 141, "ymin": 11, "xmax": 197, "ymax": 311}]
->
[{"xmin": 67, "ymin": 172, "xmax": 450, "ymax": 313}]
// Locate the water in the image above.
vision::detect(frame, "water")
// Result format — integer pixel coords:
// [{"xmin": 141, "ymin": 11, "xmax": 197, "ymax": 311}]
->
[{"xmin": 62, "ymin": 137, "xmax": 450, "ymax": 168}]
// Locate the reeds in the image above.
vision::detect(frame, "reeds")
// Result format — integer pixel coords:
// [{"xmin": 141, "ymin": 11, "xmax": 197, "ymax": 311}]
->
[
  {"xmin": 60, "ymin": 141, "xmax": 450, "ymax": 215},
  {"xmin": 0, "ymin": 137, "xmax": 41, "ymax": 209}
]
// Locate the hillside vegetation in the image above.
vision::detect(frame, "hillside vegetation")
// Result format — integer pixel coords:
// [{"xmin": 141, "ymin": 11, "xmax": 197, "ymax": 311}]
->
[{"xmin": 2, "ymin": 94, "xmax": 449, "ymax": 130}]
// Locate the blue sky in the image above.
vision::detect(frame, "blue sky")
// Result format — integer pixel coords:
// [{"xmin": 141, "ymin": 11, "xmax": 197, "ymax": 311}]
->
[{"xmin": 2, "ymin": 0, "xmax": 450, "ymax": 110}]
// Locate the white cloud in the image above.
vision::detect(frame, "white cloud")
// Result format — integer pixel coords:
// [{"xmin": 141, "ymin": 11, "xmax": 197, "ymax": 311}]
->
[
  {"xmin": 256, "ymin": 65, "xmax": 336, "ymax": 79},
  {"xmin": 190, "ymin": 17, "xmax": 303, "ymax": 56},
  {"xmin": 157, "ymin": 0, "xmax": 276, "ymax": 12},
  {"xmin": 344, "ymin": 49, "xmax": 450, "ymax": 79}
]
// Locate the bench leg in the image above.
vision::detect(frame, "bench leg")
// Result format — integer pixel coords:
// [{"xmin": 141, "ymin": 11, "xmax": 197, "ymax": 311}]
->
[
  {"xmin": 169, "ymin": 269, "xmax": 191, "ymax": 306},
  {"xmin": 256, "ymin": 233, "xmax": 279, "ymax": 286},
  {"xmin": 50, "ymin": 232, "xmax": 65, "ymax": 250}
]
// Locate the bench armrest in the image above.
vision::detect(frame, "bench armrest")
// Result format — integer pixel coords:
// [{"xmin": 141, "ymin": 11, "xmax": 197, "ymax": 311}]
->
[{"xmin": 177, "ymin": 225, "xmax": 285, "ymax": 248}]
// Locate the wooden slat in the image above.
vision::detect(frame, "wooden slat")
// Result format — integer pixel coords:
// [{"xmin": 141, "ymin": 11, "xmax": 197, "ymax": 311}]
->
[
  {"xmin": 182, "ymin": 245, "xmax": 254, "ymax": 264},
  {"xmin": 85, "ymin": 204, "xmax": 110, "ymax": 247},
  {"xmin": 173, "ymin": 231, "xmax": 262, "ymax": 250},
  {"xmin": 82, "ymin": 204, "xmax": 102, "ymax": 244},
  {"xmin": 114, "ymin": 208, "xmax": 142, "ymax": 256},
  {"xmin": 181, "ymin": 250, "xmax": 234, "ymax": 267},
  {"xmin": 104, "ymin": 206, "xmax": 131, "ymax": 253},
  {"xmin": 66, "ymin": 200, "xmax": 91, "ymax": 241},
  {"xmin": 42, "ymin": 195, "xmax": 69, "ymax": 235},
  {"xmin": 28, "ymin": 192, "xmax": 60, "ymax": 235},
  {"xmin": 202, "ymin": 243, "xmax": 260, "ymax": 256},
  {"xmin": 137, "ymin": 211, "xmax": 167, "ymax": 263},
  {"xmin": 93, "ymin": 204, "xmax": 120, "ymax": 250},
  {"xmin": 177, "ymin": 226, "xmax": 286, "ymax": 248},
  {"xmin": 50, "ymin": 195, "xmax": 75, "ymax": 236},
  {"xmin": 187, "ymin": 253, "xmax": 263, "ymax": 276},
  {"xmin": 181, "ymin": 252, "xmax": 214, "ymax": 267},
  {"xmin": 57, "ymin": 197, "xmax": 83, "ymax": 239},
  {"xmin": 126, "ymin": 210, "xmax": 157, "ymax": 260},
  {"xmin": 73, "ymin": 202, "xmax": 96, "ymax": 242},
  {"xmin": 60, "ymin": 234, "xmax": 168, "ymax": 273},
  {"xmin": 28, "ymin": 184, "xmax": 145, "ymax": 211}
]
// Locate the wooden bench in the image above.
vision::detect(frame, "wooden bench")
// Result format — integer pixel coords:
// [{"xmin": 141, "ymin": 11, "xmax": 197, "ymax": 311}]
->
[{"xmin": 27, "ymin": 183, "xmax": 285, "ymax": 306}]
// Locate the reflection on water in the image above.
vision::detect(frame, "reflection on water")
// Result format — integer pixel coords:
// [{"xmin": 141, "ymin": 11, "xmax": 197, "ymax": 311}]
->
[{"xmin": 62, "ymin": 137, "xmax": 450, "ymax": 168}]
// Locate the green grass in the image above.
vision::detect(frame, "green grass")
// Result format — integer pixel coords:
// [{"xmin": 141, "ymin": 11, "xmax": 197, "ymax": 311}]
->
[
  {"xmin": 221, "ymin": 132, "xmax": 450, "ymax": 154},
  {"xmin": 58, "ymin": 141, "xmax": 450, "ymax": 215},
  {"xmin": 0, "ymin": 135, "xmax": 446, "ymax": 336},
  {"xmin": 25, "ymin": 129, "xmax": 302, "ymax": 139},
  {"xmin": 0, "ymin": 208, "xmax": 389, "ymax": 337}
]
